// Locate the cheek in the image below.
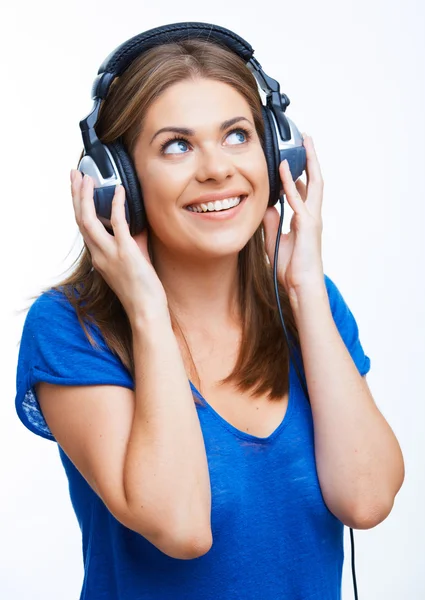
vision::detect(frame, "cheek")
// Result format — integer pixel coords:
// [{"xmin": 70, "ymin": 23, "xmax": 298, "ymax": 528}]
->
[
  {"xmin": 241, "ymin": 150, "xmax": 270, "ymax": 201},
  {"xmin": 142, "ymin": 160, "xmax": 193, "ymax": 199},
  {"xmin": 137, "ymin": 162, "xmax": 184, "ymax": 219}
]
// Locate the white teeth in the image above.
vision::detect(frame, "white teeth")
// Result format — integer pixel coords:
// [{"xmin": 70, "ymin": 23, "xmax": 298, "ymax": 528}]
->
[{"xmin": 187, "ymin": 196, "xmax": 243, "ymax": 212}]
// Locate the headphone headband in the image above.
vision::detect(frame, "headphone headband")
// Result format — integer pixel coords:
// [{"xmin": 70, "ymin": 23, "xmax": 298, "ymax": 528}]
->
[{"xmin": 93, "ymin": 22, "xmax": 255, "ymax": 100}]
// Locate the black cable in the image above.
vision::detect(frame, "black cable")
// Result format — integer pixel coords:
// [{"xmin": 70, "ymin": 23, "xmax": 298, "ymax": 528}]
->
[{"xmin": 273, "ymin": 195, "xmax": 359, "ymax": 600}]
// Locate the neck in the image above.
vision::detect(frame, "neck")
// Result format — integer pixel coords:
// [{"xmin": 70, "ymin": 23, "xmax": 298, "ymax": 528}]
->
[{"xmin": 151, "ymin": 244, "xmax": 242, "ymax": 336}]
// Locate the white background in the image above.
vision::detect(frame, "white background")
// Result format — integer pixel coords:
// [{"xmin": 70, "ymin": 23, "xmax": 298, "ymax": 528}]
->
[{"xmin": 2, "ymin": 0, "xmax": 424, "ymax": 598}]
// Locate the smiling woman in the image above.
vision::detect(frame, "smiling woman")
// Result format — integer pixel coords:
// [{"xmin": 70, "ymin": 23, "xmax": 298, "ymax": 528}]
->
[{"xmin": 14, "ymin": 21, "xmax": 403, "ymax": 600}]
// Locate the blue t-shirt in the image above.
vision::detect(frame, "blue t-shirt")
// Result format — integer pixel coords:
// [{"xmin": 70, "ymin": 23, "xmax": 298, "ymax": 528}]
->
[{"xmin": 15, "ymin": 274, "xmax": 370, "ymax": 600}]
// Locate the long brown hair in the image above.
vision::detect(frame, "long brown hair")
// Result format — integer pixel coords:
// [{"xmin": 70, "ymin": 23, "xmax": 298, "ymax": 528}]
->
[{"xmin": 36, "ymin": 39, "xmax": 301, "ymax": 402}]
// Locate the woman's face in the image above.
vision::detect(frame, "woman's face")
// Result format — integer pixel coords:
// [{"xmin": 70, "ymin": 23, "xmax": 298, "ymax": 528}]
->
[{"xmin": 133, "ymin": 77, "xmax": 269, "ymax": 261}]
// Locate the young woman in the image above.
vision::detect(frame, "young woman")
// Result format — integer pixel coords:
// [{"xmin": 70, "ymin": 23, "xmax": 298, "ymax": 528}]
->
[{"xmin": 15, "ymin": 29, "xmax": 404, "ymax": 600}]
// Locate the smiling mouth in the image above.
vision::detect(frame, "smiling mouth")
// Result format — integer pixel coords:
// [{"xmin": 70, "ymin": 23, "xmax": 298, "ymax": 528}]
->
[{"xmin": 185, "ymin": 195, "xmax": 247, "ymax": 213}]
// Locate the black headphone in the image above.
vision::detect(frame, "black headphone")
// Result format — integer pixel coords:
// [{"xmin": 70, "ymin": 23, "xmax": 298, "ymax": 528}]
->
[{"xmin": 77, "ymin": 21, "xmax": 307, "ymax": 236}]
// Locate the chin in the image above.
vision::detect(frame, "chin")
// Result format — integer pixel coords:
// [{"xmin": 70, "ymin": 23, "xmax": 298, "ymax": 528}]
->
[{"xmin": 189, "ymin": 240, "xmax": 250, "ymax": 262}]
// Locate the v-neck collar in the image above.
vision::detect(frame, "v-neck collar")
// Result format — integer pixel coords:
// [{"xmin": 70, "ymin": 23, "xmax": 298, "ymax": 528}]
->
[{"xmin": 189, "ymin": 362, "xmax": 296, "ymax": 444}]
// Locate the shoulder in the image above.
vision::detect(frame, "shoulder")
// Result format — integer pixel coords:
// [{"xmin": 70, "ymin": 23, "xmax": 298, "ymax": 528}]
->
[
  {"xmin": 323, "ymin": 274, "xmax": 342, "ymax": 309},
  {"xmin": 24, "ymin": 287, "xmax": 77, "ymax": 330},
  {"xmin": 323, "ymin": 273, "xmax": 356, "ymax": 324},
  {"xmin": 323, "ymin": 273, "xmax": 371, "ymax": 376},
  {"xmin": 18, "ymin": 286, "xmax": 128, "ymax": 383},
  {"xmin": 24, "ymin": 287, "xmax": 105, "ymax": 350},
  {"xmin": 29, "ymin": 286, "xmax": 88, "ymax": 322}
]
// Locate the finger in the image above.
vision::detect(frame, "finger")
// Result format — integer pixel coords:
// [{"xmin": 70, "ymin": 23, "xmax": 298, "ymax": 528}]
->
[
  {"xmin": 279, "ymin": 160, "xmax": 306, "ymax": 215},
  {"xmin": 70, "ymin": 169, "xmax": 83, "ymax": 224},
  {"xmin": 79, "ymin": 175, "xmax": 114, "ymax": 251},
  {"xmin": 110, "ymin": 185, "xmax": 131, "ymax": 243},
  {"xmin": 303, "ymin": 134, "xmax": 323, "ymax": 184},
  {"xmin": 303, "ymin": 135, "xmax": 324, "ymax": 214},
  {"xmin": 295, "ymin": 178, "xmax": 307, "ymax": 202}
]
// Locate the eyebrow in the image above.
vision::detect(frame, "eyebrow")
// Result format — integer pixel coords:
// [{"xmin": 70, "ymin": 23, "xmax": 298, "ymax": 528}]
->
[{"xmin": 150, "ymin": 116, "xmax": 254, "ymax": 145}]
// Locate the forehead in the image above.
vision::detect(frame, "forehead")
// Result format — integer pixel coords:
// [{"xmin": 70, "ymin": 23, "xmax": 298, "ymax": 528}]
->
[{"xmin": 143, "ymin": 78, "xmax": 252, "ymax": 131}]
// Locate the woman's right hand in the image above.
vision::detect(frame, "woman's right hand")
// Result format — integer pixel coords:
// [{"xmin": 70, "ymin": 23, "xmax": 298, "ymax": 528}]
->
[{"xmin": 70, "ymin": 170, "xmax": 169, "ymax": 323}]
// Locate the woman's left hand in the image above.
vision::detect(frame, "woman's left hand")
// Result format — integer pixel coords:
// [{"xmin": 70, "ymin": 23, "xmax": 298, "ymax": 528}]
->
[{"xmin": 262, "ymin": 134, "xmax": 325, "ymax": 297}]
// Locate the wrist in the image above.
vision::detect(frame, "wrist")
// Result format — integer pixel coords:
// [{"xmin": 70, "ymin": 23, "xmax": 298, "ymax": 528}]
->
[
  {"xmin": 130, "ymin": 307, "xmax": 172, "ymax": 334},
  {"xmin": 288, "ymin": 279, "xmax": 329, "ymax": 314}
]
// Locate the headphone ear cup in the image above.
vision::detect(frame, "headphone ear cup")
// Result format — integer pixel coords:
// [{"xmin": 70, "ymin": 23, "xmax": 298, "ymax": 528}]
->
[
  {"xmin": 261, "ymin": 106, "xmax": 281, "ymax": 206},
  {"xmin": 107, "ymin": 140, "xmax": 146, "ymax": 235}
]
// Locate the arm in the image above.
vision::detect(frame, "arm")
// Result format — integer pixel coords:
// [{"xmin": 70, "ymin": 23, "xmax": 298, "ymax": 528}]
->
[
  {"xmin": 37, "ymin": 311, "xmax": 212, "ymax": 559},
  {"xmin": 125, "ymin": 313, "xmax": 212, "ymax": 550},
  {"xmin": 289, "ymin": 282, "xmax": 405, "ymax": 530}
]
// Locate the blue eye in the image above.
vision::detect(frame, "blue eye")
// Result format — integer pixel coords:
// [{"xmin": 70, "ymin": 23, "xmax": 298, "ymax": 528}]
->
[
  {"xmin": 226, "ymin": 129, "xmax": 248, "ymax": 144},
  {"xmin": 162, "ymin": 139, "xmax": 190, "ymax": 155}
]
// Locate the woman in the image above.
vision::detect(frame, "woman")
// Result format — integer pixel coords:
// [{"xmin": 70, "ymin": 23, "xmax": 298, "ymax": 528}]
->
[{"xmin": 15, "ymin": 29, "xmax": 404, "ymax": 599}]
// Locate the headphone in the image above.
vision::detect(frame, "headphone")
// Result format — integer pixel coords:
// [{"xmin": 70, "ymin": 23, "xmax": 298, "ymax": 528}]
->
[{"xmin": 77, "ymin": 21, "xmax": 306, "ymax": 236}]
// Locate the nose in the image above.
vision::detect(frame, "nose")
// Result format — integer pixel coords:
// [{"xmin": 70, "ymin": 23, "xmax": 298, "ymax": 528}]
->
[{"xmin": 195, "ymin": 144, "xmax": 236, "ymax": 183}]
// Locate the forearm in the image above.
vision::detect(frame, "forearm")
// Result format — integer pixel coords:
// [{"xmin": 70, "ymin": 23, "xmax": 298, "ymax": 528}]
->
[
  {"xmin": 123, "ymin": 312, "xmax": 212, "ymax": 543},
  {"xmin": 289, "ymin": 282, "xmax": 404, "ymax": 528}
]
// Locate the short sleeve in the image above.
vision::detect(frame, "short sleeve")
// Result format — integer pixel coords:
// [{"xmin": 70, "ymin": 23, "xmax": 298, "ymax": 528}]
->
[
  {"xmin": 324, "ymin": 274, "xmax": 371, "ymax": 377},
  {"xmin": 15, "ymin": 290, "xmax": 134, "ymax": 441}
]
